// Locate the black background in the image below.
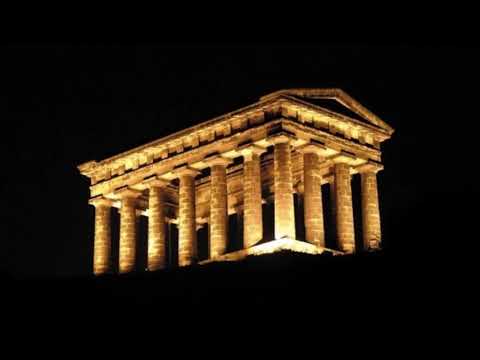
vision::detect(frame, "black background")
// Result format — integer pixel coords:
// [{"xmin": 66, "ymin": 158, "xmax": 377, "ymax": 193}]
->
[{"xmin": 1, "ymin": 44, "xmax": 478, "ymax": 345}]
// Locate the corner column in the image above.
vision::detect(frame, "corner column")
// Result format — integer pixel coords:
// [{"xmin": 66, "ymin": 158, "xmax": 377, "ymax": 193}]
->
[
  {"xmin": 358, "ymin": 162, "xmax": 383, "ymax": 250},
  {"xmin": 333, "ymin": 156, "xmax": 355, "ymax": 253},
  {"xmin": 90, "ymin": 197, "xmax": 113, "ymax": 275},
  {"xmin": 273, "ymin": 136, "xmax": 296, "ymax": 240},
  {"xmin": 117, "ymin": 188, "xmax": 142, "ymax": 273},
  {"xmin": 145, "ymin": 177, "xmax": 169, "ymax": 271},
  {"xmin": 176, "ymin": 167, "xmax": 200, "ymax": 267},
  {"xmin": 206, "ymin": 156, "xmax": 232, "ymax": 258},
  {"xmin": 240, "ymin": 145, "xmax": 266, "ymax": 248}
]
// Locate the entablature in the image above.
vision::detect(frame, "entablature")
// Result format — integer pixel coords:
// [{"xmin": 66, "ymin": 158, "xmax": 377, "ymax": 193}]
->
[{"xmin": 87, "ymin": 118, "xmax": 382, "ymax": 198}]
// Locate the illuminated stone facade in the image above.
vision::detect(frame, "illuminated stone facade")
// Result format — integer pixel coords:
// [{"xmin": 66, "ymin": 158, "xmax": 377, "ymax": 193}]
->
[{"xmin": 78, "ymin": 88, "xmax": 394, "ymax": 275}]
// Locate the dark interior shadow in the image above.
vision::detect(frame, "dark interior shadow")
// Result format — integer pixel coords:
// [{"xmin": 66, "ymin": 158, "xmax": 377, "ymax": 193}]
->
[
  {"xmin": 136, "ymin": 215, "xmax": 148, "ymax": 271},
  {"xmin": 261, "ymin": 202, "xmax": 274, "ymax": 244},
  {"xmin": 227, "ymin": 213, "xmax": 242, "ymax": 252},
  {"xmin": 294, "ymin": 193, "xmax": 306, "ymax": 241},
  {"xmin": 352, "ymin": 175, "xmax": 364, "ymax": 253},
  {"xmin": 197, "ymin": 225, "xmax": 209, "ymax": 261},
  {"xmin": 322, "ymin": 183, "xmax": 336, "ymax": 249},
  {"xmin": 111, "ymin": 210, "xmax": 120, "ymax": 274},
  {"xmin": 167, "ymin": 223, "xmax": 178, "ymax": 268}
]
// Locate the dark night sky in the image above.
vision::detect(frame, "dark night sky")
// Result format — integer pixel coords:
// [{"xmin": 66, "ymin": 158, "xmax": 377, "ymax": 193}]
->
[{"xmin": 2, "ymin": 43, "xmax": 479, "ymax": 279}]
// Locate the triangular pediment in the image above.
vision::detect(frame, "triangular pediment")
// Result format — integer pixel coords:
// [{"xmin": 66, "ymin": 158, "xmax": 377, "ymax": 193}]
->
[{"xmin": 261, "ymin": 88, "xmax": 394, "ymax": 134}]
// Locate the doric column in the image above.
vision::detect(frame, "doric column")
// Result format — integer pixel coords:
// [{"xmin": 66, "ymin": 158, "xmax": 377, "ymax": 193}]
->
[
  {"xmin": 333, "ymin": 156, "xmax": 355, "ymax": 253},
  {"xmin": 145, "ymin": 177, "xmax": 169, "ymax": 271},
  {"xmin": 358, "ymin": 162, "xmax": 383, "ymax": 251},
  {"xmin": 205, "ymin": 156, "xmax": 232, "ymax": 258},
  {"xmin": 298, "ymin": 144, "xmax": 327, "ymax": 247},
  {"xmin": 304, "ymin": 152, "xmax": 324, "ymax": 246},
  {"xmin": 273, "ymin": 136, "xmax": 296, "ymax": 240},
  {"xmin": 240, "ymin": 145, "xmax": 266, "ymax": 248},
  {"xmin": 176, "ymin": 167, "xmax": 200, "ymax": 267},
  {"xmin": 89, "ymin": 197, "xmax": 113, "ymax": 275},
  {"xmin": 117, "ymin": 188, "xmax": 142, "ymax": 273}
]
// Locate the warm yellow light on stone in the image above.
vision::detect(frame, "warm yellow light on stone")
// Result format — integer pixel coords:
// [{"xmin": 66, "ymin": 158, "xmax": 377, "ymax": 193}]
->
[
  {"xmin": 89, "ymin": 197, "xmax": 113, "ymax": 275},
  {"xmin": 240, "ymin": 145, "xmax": 266, "ymax": 248},
  {"xmin": 199, "ymin": 238, "xmax": 343, "ymax": 264},
  {"xmin": 206, "ymin": 156, "xmax": 231, "ymax": 258},
  {"xmin": 79, "ymin": 88, "xmax": 394, "ymax": 274},
  {"xmin": 333, "ymin": 160, "xmax": 355, "ymax": 253},
  {"xmin": 298, "ymin": 143, "xmax": 330, "ymax": 247},
  {"xmin": 145, "ymin": 177, "xmax": 169, "ymax": 271},
  {"xmin": 113, "ymin": 187, "xmax": 142, "ymax": 274},
  {"xmin": 175, "ymin": 167, "xmax": 200, "ymax": 267},
  {"xmin": 358, "ymin": 162, "xmax": 383, "ymax": 250},
  {"xmin": 272, "ymin": 135, "xmax": 296, "ymax": 240}
]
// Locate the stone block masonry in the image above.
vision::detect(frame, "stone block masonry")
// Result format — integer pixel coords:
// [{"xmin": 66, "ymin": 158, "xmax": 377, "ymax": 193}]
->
[{"xmin": 79, "ymin": 88, "xmax": 394, "ymax": 274}]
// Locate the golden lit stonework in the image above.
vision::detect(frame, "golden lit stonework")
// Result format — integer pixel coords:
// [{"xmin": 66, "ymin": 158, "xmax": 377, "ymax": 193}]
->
[{"xmin": 78, "ymin": 88, "xmax": 394, "ymax": 275}]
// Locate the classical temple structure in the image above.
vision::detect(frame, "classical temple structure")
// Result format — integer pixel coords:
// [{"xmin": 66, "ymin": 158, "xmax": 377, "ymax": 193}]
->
[{"xmin": 78, "ymin": 88, "xmax": 394, "ymax": 275}]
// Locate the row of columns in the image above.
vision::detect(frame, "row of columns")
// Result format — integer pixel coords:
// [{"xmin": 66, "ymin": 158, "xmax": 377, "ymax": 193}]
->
[{"xmin": 91, "ymin": 140, "xmax": 382, "ymax": 275}]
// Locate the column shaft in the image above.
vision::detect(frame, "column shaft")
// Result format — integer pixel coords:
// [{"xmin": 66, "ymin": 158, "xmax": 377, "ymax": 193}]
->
[
  {"xmin": 93, "ymin": 204, "xmax": 112, "ymax": 275},
  {"xmin": 210, "ymin": 164, "xmax": 228, "ymax": 258},
  {"xmin": 148, "ymin": 186, "xmax": 166, "ymax": 270},
  {"xmin": 243, "ymin": 154, "xmax": 263, "ymax": 247},
  {"xmin": 303, "ymin": 152, "xmax": 325, "ymax": 246},
  {"xmin": 119, "ymin": 197, "xmax": 137, "ymax": 273},
  {"xmin": 361, "ymin": 172, "xmax": 381, "ymax": 250},
  {"xmin": 274, "ymin": 142, "xmax": 296, "ymax": 240},
  {"xmin": 334, "ymin": 163, "xmax": 355, "ymax": 253},
  {"xmin": 178, "ymin": 175, "xmax": 196, "ymax": 266}
]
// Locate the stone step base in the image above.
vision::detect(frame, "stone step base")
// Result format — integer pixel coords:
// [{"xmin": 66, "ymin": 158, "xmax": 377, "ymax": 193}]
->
[{"xmin": 199, "ymin": 238, "xmax": 344, "ymax": 264}]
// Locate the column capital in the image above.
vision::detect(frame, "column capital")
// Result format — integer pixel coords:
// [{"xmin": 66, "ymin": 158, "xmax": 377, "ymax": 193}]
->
[
  {"xmin": 239, "ymin": 144, "xmax": 267, "ymax": 161},
  {"xmin": 89, "ymin": 196, "xmax": 113, "ymax": 208},
  {"xmin": 112, "ymin": 187, "xmax": 143, "ymax": 200},
  {"xmin": 143, "ymin": 175, "xmax": 170, "ymax": 188},
  {"xmin": 173, "ymin": 165, "xmax": 201, "ymax": 178},
  {"xmin": 356, "ymin": 160, "xmax": 384, "ymax": 174},
  {"xmin": 203, "ymin": 154, "xmax": 232, "ymax": 168},
  {"xmin": 332, "ymin": 151, "xmax": 358, "ymax": 165},
  {"xmin": 296, "ymin": 142, "xmax": 330, "ymax": 157},
  {"xmin": 268, "ymin": 132, "xmax": 296, "ymax": 145}
]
